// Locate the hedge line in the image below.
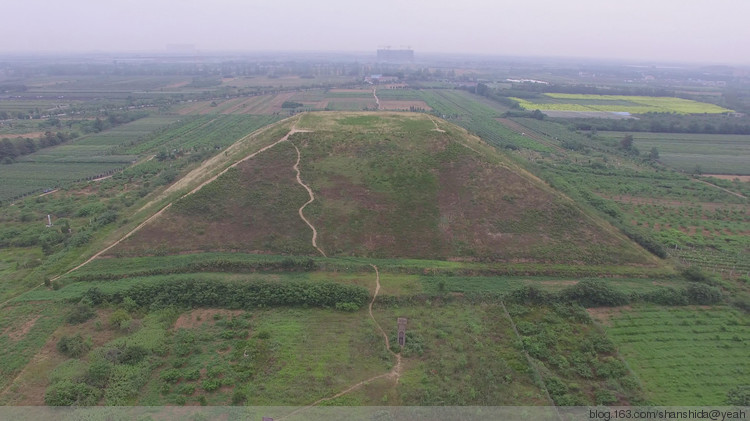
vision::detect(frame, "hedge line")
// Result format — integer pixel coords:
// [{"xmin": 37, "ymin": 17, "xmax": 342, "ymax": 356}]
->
[{"xmin": 83, "ymin": 278, "xmax": 369, "ymax": 310}]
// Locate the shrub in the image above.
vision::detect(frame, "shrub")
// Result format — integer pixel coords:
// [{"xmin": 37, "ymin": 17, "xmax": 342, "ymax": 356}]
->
[
  {"xmin": 109, "ymin": 309, "xmax": 132, "ymax": 329},
  {"xmin": 641, "ymin": 287, "xmax": 689, "ymax": 305},
  {"xmin": 726, "ymin": 385, "xmax": 750, "ymax": 406},
  {"xmin": 160, "ymin": 369, "xmax": 181, "ymax": 383},
  {"xmin": 66, "ymin": 302, "xmax": 95, "ymax": 324},
  {"xmin": 686, "ymin": 283, "xmax": 722, "ymax": 305},
  {"xmin": 184, "ymin": 368, "xmax": 201, "ymax": 381},
  {"xmin": 177, "ymin": 384, "xmax": 196, "ymax": 396},
  {"xmin": 595, "ymin": 389, "xmax": 618, "ymax": 405},
  {"xmin": 506, "ymin": 285, "xmax": 552, "ymax": 305},
  {"xmin": 594, "ymin": 357, "xmax": 628, "ymax": 379},
  {"xmin": 231, "ymin": 390, "xmax": 246, "ymax": 405},
  {"xmin": 202, "ymin": 379, "xmax": 220, "ymax": 392},
  {"xmin": 119, "ymin": 345, "xmax": 148, "ymax": 365},
  {"xmin": 44, "ymin": 380, "xmax": 101, "ymax": 406},
  {"xmin": 682, "ymin": 266, "xmax": 715, "ymax": 284},
  {"xmin": 559, "ymin": 280, "xmax": 629, "ymax": 307},
  {"xmin": 335, "ymin": 302, "xmax": 360, "ymax": 312},
  {"xmin": 591, "ymin": 335, "xmax": 616, "ymax": 354},
  {"xmin": 86, "ymin": 360, "xmax": 111, "ymax": 388},
  {"xmin": 56, "ymin": 334, "xmax": 91, "ymax": 358},
  {"xmin": 545, "ymin": 376, "xmax": 568, "ymax": 397}
]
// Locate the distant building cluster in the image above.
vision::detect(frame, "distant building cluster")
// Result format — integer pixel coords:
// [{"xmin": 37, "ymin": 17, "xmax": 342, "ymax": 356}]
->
[{"xmin": 377, "ymin": 49, "xmax": 414, "ymax": 63}]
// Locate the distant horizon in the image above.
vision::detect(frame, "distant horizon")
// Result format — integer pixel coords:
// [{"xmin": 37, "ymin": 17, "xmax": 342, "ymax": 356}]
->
[
  {"xmin": 0, "ymin": 48, "xmax": 747, "ymax": 69},
  {"xmin": 1, "ymin": 0, "xmax": 748, "ymax": 67}
]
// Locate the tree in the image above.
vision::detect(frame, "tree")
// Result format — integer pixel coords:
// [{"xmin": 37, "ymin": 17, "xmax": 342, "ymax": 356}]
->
[
  {"xmin": 93, "ymin": 117, "xmax": 104, "ymax": 132},
  {"xmin": 0, "ymin": 139, "xmax": 18, "ymax": 161},
  {"xmin": 649, "ymin": 147, "xmax": 660, "ymax": 161},
  {"xmin": 619, "ymin": 134, "xmax": 634, "ymax": 150}
]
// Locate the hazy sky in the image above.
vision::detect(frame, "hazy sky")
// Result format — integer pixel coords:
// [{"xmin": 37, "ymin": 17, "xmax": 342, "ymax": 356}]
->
[{"xmin": 2, "ymin": 0, "xmax": 748, "ymax": 64}]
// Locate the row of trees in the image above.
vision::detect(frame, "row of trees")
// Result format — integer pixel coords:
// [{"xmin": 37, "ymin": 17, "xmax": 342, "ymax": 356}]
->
[
  {"xmin": 571, "ymin": 113, "xmax": 750, "ymax": 134},
  {"xmin": 0, "ymin": 131, "xmax": 77, "ymax": 163},
  {"xmin": 82, "ymin": 278, "xmax": 370, "ymax": 311}
]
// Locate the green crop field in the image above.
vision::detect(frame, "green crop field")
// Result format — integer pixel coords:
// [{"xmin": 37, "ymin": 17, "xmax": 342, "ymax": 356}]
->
[
  {"xmin": 0, "ymin": 117, "xmax": 182, "ymax": 202},
  {"xmin": 604, "ymin": 305, "xmax": 750, "ymax": 405},
  {"xmin": 513, "ymin": 94, "xmax": 733, "ymax": 114},
  {"xmin": 418, "ymin": 90, "xmax": 552, "ymax": 151}
]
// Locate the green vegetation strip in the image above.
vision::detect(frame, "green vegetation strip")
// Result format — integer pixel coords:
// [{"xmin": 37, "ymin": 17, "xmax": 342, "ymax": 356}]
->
[
  {"xmin": 513, "ymin": 94, "xmax": 732, "ymax": 114},
  {"xmin": 605, "ymin": 305, "xmax": 750, "ymax": 405},
  {"xmin": 58, "ymin": 253, "xmax": 675, "ymax": 284}
]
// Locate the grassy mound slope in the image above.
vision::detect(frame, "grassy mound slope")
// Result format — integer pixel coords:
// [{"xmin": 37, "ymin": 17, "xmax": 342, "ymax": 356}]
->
[{"xmin": 113, "ymin": 112, "xmax": 656, "ymax": 266}]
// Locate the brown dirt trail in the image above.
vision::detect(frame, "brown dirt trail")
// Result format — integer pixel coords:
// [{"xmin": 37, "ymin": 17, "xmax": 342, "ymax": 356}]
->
[{"xmin": 290, "ymin": 141, "xmax": 326, "ymax": 257}]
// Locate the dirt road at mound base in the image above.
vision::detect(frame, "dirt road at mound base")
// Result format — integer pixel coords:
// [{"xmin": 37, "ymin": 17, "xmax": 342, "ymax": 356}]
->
[
  {"xmin": 692, "ymin": 178, "xmax": 747, "ymax": 200},
  {"xmin": 280, "ymin": 264, "xmax": 402, "ymax": 420}
]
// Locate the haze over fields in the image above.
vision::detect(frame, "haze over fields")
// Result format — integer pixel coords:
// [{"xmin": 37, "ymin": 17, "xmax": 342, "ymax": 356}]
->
[{"xmin": 2, "ymin": 0, "xmax": 749, "ymax": 65}]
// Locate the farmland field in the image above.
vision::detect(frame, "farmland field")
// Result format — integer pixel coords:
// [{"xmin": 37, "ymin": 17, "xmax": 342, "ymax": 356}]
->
[
  {"xmin": 0, "ymin": 116, "xmax": 181, "ymax": 202},
  {"xmin": 416, "ymin": 90, "xmax": 552, "ymax": 151},
  {"xmin": 513, "ymin": 94, "xmax": 733, "ymax": 114},
  {"xmin": 601, "ymin": 305, "xmax": 750, "ymax": 405},
  {"xmin": 597, "ymin": 131, "xmax": 750, "ymax": 175}
]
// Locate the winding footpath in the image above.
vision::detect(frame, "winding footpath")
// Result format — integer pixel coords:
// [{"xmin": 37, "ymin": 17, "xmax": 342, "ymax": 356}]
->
[
  {"xmin": 280, "ymin": 264, "xmax": 402, "ymax": 420},
  {"xmin": 290, "ymin": 141, "xmax": 326, "ymax": 257}
]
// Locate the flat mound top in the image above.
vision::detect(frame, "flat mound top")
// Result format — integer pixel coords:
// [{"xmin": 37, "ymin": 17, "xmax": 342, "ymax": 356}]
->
[{"xmin": 112, "ymin": 112, "xmax": 656, "ymax": 265}]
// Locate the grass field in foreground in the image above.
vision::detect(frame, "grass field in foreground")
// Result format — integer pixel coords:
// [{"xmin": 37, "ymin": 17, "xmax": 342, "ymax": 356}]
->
[{"xmin": 601, "ymin": 305, "xmax": 750, "ymax": 405}]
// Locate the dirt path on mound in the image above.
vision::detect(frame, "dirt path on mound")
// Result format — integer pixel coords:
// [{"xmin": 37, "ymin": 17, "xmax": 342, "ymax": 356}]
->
[
  {"xmin": 5, "ymin": 124, "xmax": 307, "ymax": 297},
  {"xmin": 280, "ymin": 264, "xmax": 402, "ymax": 419},
  {"xmin": 428, "ymin": 115, "xmax": 445, "ymax": 133},
  {"xmin": 290, "ymin": 141, "xmax": 326, "ymax": 257}
]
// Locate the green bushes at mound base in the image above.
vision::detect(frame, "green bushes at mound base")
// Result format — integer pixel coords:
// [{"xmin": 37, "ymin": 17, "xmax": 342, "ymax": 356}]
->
[{"xmin": 83, "ymin": 278, "xmax": 369, "ymax": 311}]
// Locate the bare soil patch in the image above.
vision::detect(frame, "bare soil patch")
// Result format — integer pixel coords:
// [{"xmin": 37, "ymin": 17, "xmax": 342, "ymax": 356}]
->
[
  {"xmin": 5, "ymin": 315, "xmax": 41, "ymax": 341},
  {"xmin": 0, "ymin": 132, "xmax": 45, "ymax": 139},
  {"xmin": 177, "ymin": 100, "xmax": 214, "ymax": 115},
  {"xmin": 587, "ymin": 306, "xmax": 632, "ymax": 326},
  {"xmin": 329, "ymin": 89, "xmax": 373, "ymax": 94},
  {"xmin": 173, "ymin": 309, "xmax": 244, "ymax": 330},
  {"xmin": 265, "ymin": 92, "xmax": 298, "ymax": 114},
  {"xmin": 704, "ymin": 174, "xmax": 750, "ymax": 182}
]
